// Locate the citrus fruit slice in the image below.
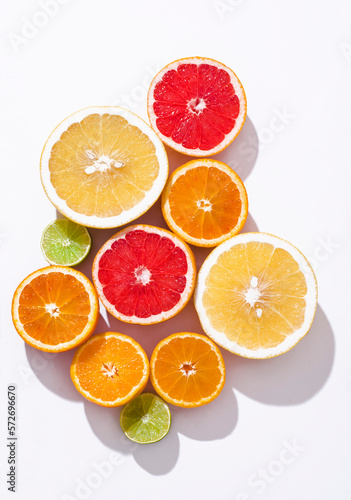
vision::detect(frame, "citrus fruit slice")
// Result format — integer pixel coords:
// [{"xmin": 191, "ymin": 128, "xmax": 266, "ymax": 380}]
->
[
  {"xmin": 40, "ymin": 219, "xmax": 92, "ymax": 266},
  {"xmin": 195, "ymin": 233, "xmax": 318, "ymax": 359},
  {"xmin": 162, "ymin": 159, "xmax": 248, "ymax": 247},
  {"xmin": 150, "ymin": 332, "xmax": 225, "ymax": 408},
  {"xmin": 40, "ymin": 106, "xmax": 168, "ymax": 228},
  {"xmin": 147, "ymin": 57, "xmax": 247, "ymax": 156},
  {"xmin": 92, "ymin": 225, "xmax": 196, "ymax": 325},
  {"xmin": 70, "ymin": 332, "xmax": 149, "ymax": 407},
  {"xmin": 11, "ymin": 266, "xmax": 99, "ymax": 352},
  {"xmin": 120, "ymin": 393, "xmax": 171, "ymax": 444}
]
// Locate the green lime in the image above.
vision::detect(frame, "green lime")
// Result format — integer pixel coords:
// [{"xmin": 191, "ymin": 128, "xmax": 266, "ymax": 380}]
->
[
  {"xmin": 120, "ymin": 393, "xmax": 171, "ymax": 444},
  {"xmin": 40, "ymin": 219, "xmax": 92, "ymax": 266}
]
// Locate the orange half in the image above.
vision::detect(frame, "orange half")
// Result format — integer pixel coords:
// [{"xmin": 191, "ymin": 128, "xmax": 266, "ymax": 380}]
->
[
  {"xmin": 150, "ymin": 332, "xmax": 225, "ymax": 408},
  {"xmin": 162, "ymin": 159, "xmax": 248, "ymax": 247},
  {"xmin": 11, "ymin": 266, "xmax": 99, "ymax": 352},
  {"xmin": 70, "ymin": 332, "xmax": 149, "ymax": 407}
]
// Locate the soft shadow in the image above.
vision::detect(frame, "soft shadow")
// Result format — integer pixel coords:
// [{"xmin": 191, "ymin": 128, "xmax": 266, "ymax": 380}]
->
[
  {"xmin": 25, "ymin": 309, "xmax": 112, "ymax": 401},
  {"xmin": 55, "ymin": 210, "xmax": 65, "ymax": 220},
  {"xmin": 84, "ymin": 400, "xmax": 130, "ymax": 451},
  {"xmin": 84, "ymin": 382, "xmax": 235, "ymax": 475},
  {"xmin": 164, "ymin": 116, "xmax": 259, "ymax": 180},
  {"xmin": 241, "ymin": 212, "xmax": 259, "ymax": 233},
  {"xmin": 215, "ymin": 116, "xmax": 258, "ymax": 180},
  {"xmin": 173, "ymin": 380, "xmax": 238, "ymax": 441},
  {"xmin": 84, "ymin": 393, "xmax": 180, "ymax": 475},
  {"xmin": 132, "ymin": 427, "xmax": 180, "ymax": 474},
  {"xmin": 25, "ymin": 343, "xmax": 81, "ymax": 401},
  {"xmin": 227, "ymin": 306, "xmax": 334, "ymax": 405}
]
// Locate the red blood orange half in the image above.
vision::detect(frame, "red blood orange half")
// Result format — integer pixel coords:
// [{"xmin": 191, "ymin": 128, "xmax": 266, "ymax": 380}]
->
[
  {"xmin": 147, "ymin": 57, "xmax": 247, "ymax": 157},
  {"xmin": 92, "ymin": 225, "xmax": 196, "ymax": 325}
]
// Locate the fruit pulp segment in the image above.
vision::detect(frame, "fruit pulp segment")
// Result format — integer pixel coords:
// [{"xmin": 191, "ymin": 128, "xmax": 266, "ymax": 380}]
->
[
  {"xmin": 168, "ymin": 166, "xmax": 242, "ymax": 239},
  {"xmin": 98, "ymin": 230, "xmax": 188, "ymax": 318},
  {"xmin": 202, "ymin": 242, "xmax": 308, "ymax": 349},
  {"xmin": 154, "ymin": 337, "xmax": 223, "ymax": 403},
  {"xmin": 48, "ymin": 114, "xmax": 159, "ymax": 217},
  {"xmin": 75, "ymin": 337, "xmax": 146, "ymax": 402},
  {"xmin": 153, "ymin": 63, "xmax": 240, "ymax": 150},
  {"xmin": 18, "ymin": 273, "xmax": 89, "ymax": 345}
]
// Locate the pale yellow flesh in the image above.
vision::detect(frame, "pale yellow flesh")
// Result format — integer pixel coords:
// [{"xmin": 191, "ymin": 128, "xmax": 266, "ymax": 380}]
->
[
  {"xmin": 49, "ymin": 114, "xmax": 160, "ymax": 217},
  {"xmin": 202, "ymin": 242, "xmax": 307, "ymax": 350}
]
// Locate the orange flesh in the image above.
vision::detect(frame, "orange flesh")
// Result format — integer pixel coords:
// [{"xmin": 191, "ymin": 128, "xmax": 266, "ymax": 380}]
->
[
  {"xmin": 49, "ymin": 114, "xmax": 160, "ymax": 217},
  {"xmin": 168, "ymin": 166, "xmax": 242, "ymax": 240},
  {"xmin": 74, "ymin": 337, "xmax": 147, "ymax": 402},
  {"xmin": 203, "ymin": 242, "xmax": 307, "ymax": 349},
  {"xmin": 153, "ymin": 336, "xmax": 224, "ymax": 404},
  {"xmin": 18, "ymin": 273, "xmax": 90, "ymax": 345}
]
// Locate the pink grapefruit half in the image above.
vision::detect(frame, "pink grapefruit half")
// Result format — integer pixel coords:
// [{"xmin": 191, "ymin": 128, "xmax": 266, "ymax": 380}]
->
[
  {"xmin": 147, "ymin": 56, "xmax": 247, "ymax": 157},
  {"xmin": 92, "ymin": 225, "xmax": 196, "ymax": 325}
]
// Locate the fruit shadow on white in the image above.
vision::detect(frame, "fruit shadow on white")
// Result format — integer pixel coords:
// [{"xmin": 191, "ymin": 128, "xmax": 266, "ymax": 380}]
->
[
  {"xmin": 227, "ymin": 305, "xmax": 334, "ymax": 405},
  {"xmin": 25, "ymin": 344, "xmax": 82, "ymax": 401},
  {"xmin": 83, "ymin": 290, "xmax": 239, "ymax": 475},
  {"xmin": 133, "ymin": 384, "xmax": 238, "ymax": 475},
  {"xmin": 26, "ymin": 210, "xmax": 257, "ymax": 475},
  {"xmin": 164, "ymin": 115, "xmax": 259, "ymax": 181},
  {"xmin": 83, "ymin": 399, "xmax": 180, "ymax": 475}
]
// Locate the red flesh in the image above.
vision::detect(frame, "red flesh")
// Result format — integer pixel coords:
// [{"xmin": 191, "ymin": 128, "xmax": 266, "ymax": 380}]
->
[
  {"xmin": 153, "ymin": 63, "xmax": 240, "ymax": 151},
  {"xmin": 98, "ymin": 230, "xmax": 188, "ymax": 319}
]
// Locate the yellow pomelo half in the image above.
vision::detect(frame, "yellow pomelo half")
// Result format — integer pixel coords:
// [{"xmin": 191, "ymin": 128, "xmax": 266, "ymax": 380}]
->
[
  {"xmin": 195, "ymin": 232, "xmax": 318, "ymax": 359},
  {"xmin": 40, "ymin": 107, "xmax": 168, "ymax": 228}
]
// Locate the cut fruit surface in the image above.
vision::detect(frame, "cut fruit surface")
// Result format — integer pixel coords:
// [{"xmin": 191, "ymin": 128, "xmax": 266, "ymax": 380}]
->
[
  {"xmin": 147, "ymin": 57, "xmax": 247, "ymax": 156},
  {"xmin": 195, "ymin": 233, "xmax": 318, "ymax": 359},
  {"xmin": 92, "ymin": 225, "xmax": 196, "ymax": 325},
  {"xmin": 162, "ymin": 159, "xmax": 248, "ymax": 247},
  {"xmin": 150, "ymin": 332, "xmax": 225, "ymax": 408},
  {"xmin": 40, "ymin": 219, "xmax": 91, "ymax": 266},
  {"xmin": 11, "ymin": 266, "xmax": 99, "ymax": 352},
  {"xmin": 40, "ymin": 107, "xmax": 168, "ymax": 228},
  {"xmin": 70, "ymin": 332, "xmax": 149, "ymax": 407},
  {"xmin": 120, "ymin": 393, "xmax": 171, "ymax": 444}
]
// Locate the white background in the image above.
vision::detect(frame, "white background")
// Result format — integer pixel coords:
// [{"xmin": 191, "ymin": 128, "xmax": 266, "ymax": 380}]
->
[{"xmin": 1, "ymin": 0, "xmax": 351, "ymax": 499}]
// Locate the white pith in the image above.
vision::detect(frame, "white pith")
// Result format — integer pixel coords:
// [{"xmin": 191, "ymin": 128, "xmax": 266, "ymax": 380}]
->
[
  {"xmin": 194, "ymin": 233, "xmax": 318, "ymax": 359},
  {"xmin": 180, "ymin": 363, "xmax": 196, "ymax": 376},
  {"xmin": 188, "ymin": 97, "xmax": 206, "ymax": 114},
  {"xmin": 84, "ymin": 153, "xmax": 125, "ymax": 175},
  {"xmin": 101, "ymin": 362, "xmax": 119, "ymax": 379},
  {"xmin": 134, "ymin": 266, "xmax": 151, "ymax": 285},
  {"xmin": 92, "ymin": 225, "xmax": 196, "ymax": 325},
  {"xmin": 244, "ymin": 278, "xmax": 261, "ymax": 307},
  {"xmin": 197, "ymin": 199, "xmax": 212, "ymax": 212},
  {"xmin": 12, "ymin": 266, "xmax": 99, "ymax": 352},
  {"xmin": 162, "ymin": 159, "xmax": 248, "ymax": 247},
  {"xmin": 45, "ymin": 303, "xmax": 60, "ymax": 317},
  {"xmin": 147, "ymin": 57, "xmax": 247, "ymax": 157},
  {"xmin": 40, "ymin": 106, "xmax": 169, "ymax": 229}
]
